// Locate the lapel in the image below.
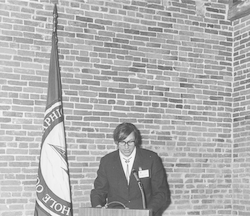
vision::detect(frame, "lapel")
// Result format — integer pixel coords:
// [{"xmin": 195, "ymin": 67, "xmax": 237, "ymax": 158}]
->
[
  {"xmin": 129, "ymin": 148, "xmax": 144, "ymax": 187},
  {"xmin": 112, "ymin": 150, "xmax": 128, "ymax": 186},
  {"xmin": 132, "ymin": 147, "xmax": 144, "ymax": 172}
]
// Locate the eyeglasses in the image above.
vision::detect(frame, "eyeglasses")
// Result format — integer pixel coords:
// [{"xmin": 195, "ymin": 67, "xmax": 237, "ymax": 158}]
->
[{"xmin": 118, "ymin": 140, "xmax": 135, "ymax": 147}]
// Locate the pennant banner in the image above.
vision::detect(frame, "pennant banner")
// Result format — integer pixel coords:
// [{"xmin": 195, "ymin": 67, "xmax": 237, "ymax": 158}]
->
[{"xmin": 34, "ymin": 5, "xmax": 73, "ymax": 216}]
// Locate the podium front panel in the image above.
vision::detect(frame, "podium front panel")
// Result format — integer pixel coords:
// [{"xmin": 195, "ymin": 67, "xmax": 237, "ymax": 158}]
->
[{"xmin": 79, "ymin": 207, "xmax": 152, "ymax": 216}]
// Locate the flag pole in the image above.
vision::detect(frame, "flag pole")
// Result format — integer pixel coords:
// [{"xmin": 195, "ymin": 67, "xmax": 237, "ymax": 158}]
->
[
  {"xmin": 52, "ymin": 3, "xmax": 74, "ymax": 214},
  {"xmin": 52, "ymin": 4, "xmax": 74, "ymax": 214}
]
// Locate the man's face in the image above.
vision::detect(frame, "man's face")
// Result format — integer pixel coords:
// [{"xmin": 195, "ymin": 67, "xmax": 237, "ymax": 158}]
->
[{"xmin": 118, "ymin": 132, "xmax": 136, "ymax": 157}]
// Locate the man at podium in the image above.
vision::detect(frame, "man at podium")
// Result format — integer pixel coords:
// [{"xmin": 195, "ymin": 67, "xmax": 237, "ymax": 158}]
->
[{"xmin": 90, "ymin": 122, "xmax": 170, "ymax": 216}]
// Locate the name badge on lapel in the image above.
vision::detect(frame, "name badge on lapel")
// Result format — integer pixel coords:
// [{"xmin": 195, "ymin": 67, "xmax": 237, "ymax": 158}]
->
[{"xmin": 138, "ymin": 169, "xmax": 150, "ymax": 178}]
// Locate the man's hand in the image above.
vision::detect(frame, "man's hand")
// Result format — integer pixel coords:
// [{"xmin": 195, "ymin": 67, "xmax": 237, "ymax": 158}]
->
[{"xmin": 95, "ymin": 205, "xmax": 102, "ymax": 208}]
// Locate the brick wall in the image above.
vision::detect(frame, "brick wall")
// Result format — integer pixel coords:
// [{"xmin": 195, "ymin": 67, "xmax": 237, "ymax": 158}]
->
[
  {"xmin": 232, "ymin": 13, "xmax": 250, "ymax": 216},
  {"xmin": 0, "ymin": 0, "xmax": 248, "ymax": 216}
]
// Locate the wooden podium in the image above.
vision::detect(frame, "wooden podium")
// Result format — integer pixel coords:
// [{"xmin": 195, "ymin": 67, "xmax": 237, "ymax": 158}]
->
[{"xmin": 79, "ymin": 207, "xmax": 152, "ymax": 216}]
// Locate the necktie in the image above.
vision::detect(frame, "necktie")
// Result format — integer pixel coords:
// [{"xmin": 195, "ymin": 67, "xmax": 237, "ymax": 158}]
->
[{"xmin": 124, "ymin": 158, "xmax": 131, "ymax": 184}]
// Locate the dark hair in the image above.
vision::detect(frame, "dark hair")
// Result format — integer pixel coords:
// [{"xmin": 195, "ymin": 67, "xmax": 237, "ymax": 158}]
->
[{"xmin": 113, "ymin": 122, "xmax": 141, "ymax": 147}]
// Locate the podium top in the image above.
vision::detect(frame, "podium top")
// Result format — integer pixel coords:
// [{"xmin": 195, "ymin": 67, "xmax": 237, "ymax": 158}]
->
[{"xmin": 79, "ymin": 207, "xmax": 152, "ymax": 216}]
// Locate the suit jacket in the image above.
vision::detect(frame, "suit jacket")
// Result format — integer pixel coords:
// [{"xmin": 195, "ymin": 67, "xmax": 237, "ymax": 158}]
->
[{"xmin": 90, "ymin": 147, "xmax": 170, "ymax": 216}]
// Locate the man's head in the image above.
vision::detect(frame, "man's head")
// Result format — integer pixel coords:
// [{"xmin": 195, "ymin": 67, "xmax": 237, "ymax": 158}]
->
[{"xmin": 113, "ymin": 122, "xmax": 141, "ymax": 157}]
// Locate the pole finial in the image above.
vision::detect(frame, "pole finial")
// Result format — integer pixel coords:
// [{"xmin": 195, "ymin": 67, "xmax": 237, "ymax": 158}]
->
[{"xmin": 53, "ymin": 4, "xmax": 58, "ymax": 33}]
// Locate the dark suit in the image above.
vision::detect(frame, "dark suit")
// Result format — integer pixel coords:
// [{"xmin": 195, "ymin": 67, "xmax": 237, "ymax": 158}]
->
[{"xmin": 90, "ymin": 147, "xmax": 170, "ymax": 216}]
